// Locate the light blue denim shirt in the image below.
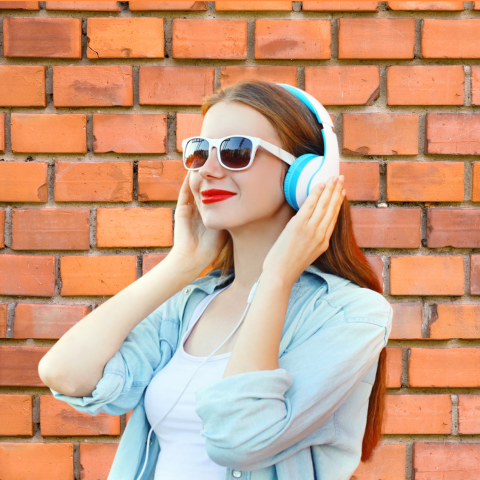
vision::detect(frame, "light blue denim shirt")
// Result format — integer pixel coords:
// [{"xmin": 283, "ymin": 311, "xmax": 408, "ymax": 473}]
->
[{"xmin": 51, "ymin": 263, "xmax": 393, "ymax": 480}]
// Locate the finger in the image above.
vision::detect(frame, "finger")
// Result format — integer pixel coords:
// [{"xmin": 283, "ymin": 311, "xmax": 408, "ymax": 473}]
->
[
  {"xmin": 177, "ymin": 170, "xmax": 194, "ymax": 206},
  {"xmin": 307, "ymin": 175, "xmax": 341, "ymax": 225},
  {"xmin": 317, "ymin": 183, "xmax": 345, "ymax": 236},
  {"xmin": 323, "ymin": 188, "xmax": 345, "ymax": 239}
]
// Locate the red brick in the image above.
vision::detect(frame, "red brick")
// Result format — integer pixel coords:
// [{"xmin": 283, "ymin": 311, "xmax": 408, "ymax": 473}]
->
[
  {"xmin": 0, "ymin": 255, "xmax": 55, "ymax": 297},
  {"xmin": 0, "ymin": 114, "xmax": 5, "ymax": 153},
  {"xmin": 305, "ymin": 66, "xmax": 379, "ymax": 106},
  {"xmin": 87, "ymin": 18, "xmax": 164, "ymax": 59},
  {"xmin": 60, "ymin": 255, "xmax": 137, "ymax": 296},
  {"xmin": 339, "ymin": 162, "xmax": 379, "ymax": 201},
  {"xmin": 342, "ymin": 113, "xmax": 418, "ymax": 155},
  {"xmin": 220, "ymin": 66, "xmax": 297, "ymax": 89},
  {"xmin": 93, "ymin": 114, "xmax": 167, "ymax": 154},
  {"xmin": 387, "ymin": 162, "xmax": 464, "ymax": 202},
  {"xmin": 140, "ymin": 67, "xmax": 215, "ymax": 106},
  {"xmin": 14, "ymin": 303, "xmax": 92, "ymax": 339},
  {"xmin": 11, "ymin": 113, "xmax": 86, "ymax": 154},
  {"xmin": 46, "ymin": 1, "xmax": 121, "ymax": 10},
  {"xmin": 0, "ymin": 209, "xmax": 4, "ymax": 249},
  {"xmin": 427, "ymin": 208, "xmax": 480, "ymax": 248},
  {"xmin": 173, "ymin": 19, "xmax": 247, "ymax": 59},
  {"xmin": 176, "ymin": 113, "xmax": 204, "ymax": 152},
  {"xmin": 303, "ymin": 1, "xmax": 379, "ymax": 10},
  {"xmin": 80, "ymin": 443, "xmax": 119, "ymax": 480},
  {"xmin": 351, "ymin": 207, "xmax": 421, "ymax": 248},
  {"xmin": 0, "ymin": 2, "xmax": 39, "ymax": 9},
  {"xmin": 0, "ymin": 304, "xmax": 6, "ymax": 338},
  {"xmin": 386, "ymin": 347, "xmax": 402, "ymax": 389},
  {"xmin": 96, "ymin": 208, "xmax": 173, "ymax": 248},
  {"xmin": 3, "ymin": 17, "xmax": 81, "ymax": 58},
  {"xmin": 409, "ymin": 348, "xmax": 480, "ymax": 387},
  {"xmin": 387, "ymin": 66, "xmax": 464, "ymax": 105},
  {"xmin": 11, "ymin": 208, "xmax": 90, "ymax": 251},
  {"xmin": 0, "ymin": 162, "xmax": 48, "ymax": 203},
  {"xmin": 0, "ymin": 346, "xmax": 49, "ymax": 386},
  {"xmin": 458, "ymin": 395, "xmax": 480, "ymax": 434},
  {"xmin": 425, "ymin": 113, "xmax": 480, "ymax": 155},
  {"xmin": 55, "ymin": 161, "xmax": 133, "ymax": 203},
  {"xmin": 255, "ymin": 19, "xmax": 331, "ymax": 60},
  {"xmin": 475, "ymin": 1, "xmax": 480, "ymax": 9},
  {"xmin": 471, "ymin": 66, "xmax": 480, "ymax": 106},
  {"xmin": 352, "ymin": 443, "xmax": 406, "ymax": 479},
  {"xmin": 40, "ymin": 395, "xmax": 120, "ymax": 436},
  {"xmin": 138, "ymin": 160, "xmax": 186, "ymax": 202},
  {"xmin": 53, "ymin": 66, "xmax": 133, "ymax": 107},
  {"xmin": 0, "ymin": 395, "xmax": 33, "ymax": 435},
  {"xmin": 0, "ymin": 65, "xmax": 46, "ymax": 107},
  {"xmin": 388, "ymin": 1, "xmax": 463, "ymax": 9},
  {"xmin": 216, "ymin": 1, "xmax": 291, "ymax": 9},
  {"xmin": 430, "ymin": 304, "xmax": 480, "ymax": 340},
  {"xmin": 129, "ymin": 1, "xmax": 207, "ymax": 10},
  {"xmin": 414, "ymin": 443, "xmax": 480, "ymax": 478},
  {"xmin": 473, "ymin": 163, "xmax": 480, "ymax": 202},
  {"xmin": 383, "ymin": 395, "xmax": 451, "ymax": 434},
  {"xmin": 472, "ymin": 255, "xmax": 480, "ymax": 295},
  {"xmin": 0, "ymin": 443, "xmax": 73, "ymax": 479},
  {"xmin": 338, "ymin": 18, "xmax": 415, "ymax": 59},
  {"xmin": 390, "ymin": 256, "xmax": 464, "ymax": 296},
  {"xmin": 366, "ymin": 256, "xmax": 384, "ymax": 289},
  {"xmin": 390, "ymin": 303, "xmax": 423, "ymax": 339},
  {"xmin": 422, "ymin": 19, "xmax": 480, "ymax": 58},
  {"xmin": 142, "ymin": 254, "xmax": 168, "ymax": 275}
]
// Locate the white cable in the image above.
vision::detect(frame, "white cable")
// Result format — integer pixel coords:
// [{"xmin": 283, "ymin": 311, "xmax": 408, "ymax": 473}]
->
[{"xmin": 135, "ymin": 273, "xmax": 263, "ymax": 480}]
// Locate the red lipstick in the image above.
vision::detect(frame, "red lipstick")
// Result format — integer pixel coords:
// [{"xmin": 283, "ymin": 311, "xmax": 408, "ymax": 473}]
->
[{"xmin": 201, "ymin": 189, "xmax": 237, "ymax": 204}]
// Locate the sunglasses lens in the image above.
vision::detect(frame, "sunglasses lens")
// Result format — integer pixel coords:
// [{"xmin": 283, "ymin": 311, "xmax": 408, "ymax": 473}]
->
[
  {"xmin": 220, "ymin": 137, "xmax": 253, "ymax": 169},
  {"xmin": 184, "ymin": 138, "xmax": 209, "ymax": 169}
]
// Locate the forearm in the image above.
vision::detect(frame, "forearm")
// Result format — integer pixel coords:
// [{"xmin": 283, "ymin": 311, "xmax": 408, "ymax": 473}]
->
[
  {"xmin": 222, "ymin": 273, "xmax": 294, "ymax": 378},
  {"xmin": 39, "ymin": 254, "xmax": 202, "ymax": 396}
]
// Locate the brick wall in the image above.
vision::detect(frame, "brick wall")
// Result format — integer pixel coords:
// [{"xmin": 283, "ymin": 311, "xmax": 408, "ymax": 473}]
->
[{"xmin": 0, "ymin": 1, "xmax": 479, "ymax": 479}]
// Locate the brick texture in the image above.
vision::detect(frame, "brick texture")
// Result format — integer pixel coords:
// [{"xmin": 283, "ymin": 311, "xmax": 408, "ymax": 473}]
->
[
  {"xmin": 427, "ymin": 208, "xmax": 480, "ymax": 248},
  {"xmin": 473, "ymin": 162, "xmax": 480, "ymax": 201},
  {"xmin": 339, "ymin": 162, "xmax": 379, "ymax": 201},
  {"xmin": 386, "ymin": 347, "xmax": 402, "ymax": 388},
  {"xmin": 176, "ymin": 113, "xmax": 204, "ymax": 151},
  {"xmin": 0, "ymin": 304, "xmax": 6, "ymax": 338},
  {"xmin": 0, "ymin": 346, "xmax": 49, "ymax": 386},
  {"xmin": 458, "ymin": 395, "xmax": 480, "ymax": 434},
  {"xmin": 46, "ymin": 1, "xmax": 121, "ymax": 10},
  {"xmin": 429, "ymin": 304, "xmax": 480, "ymax": 339},
  {"xmin": 220, "ymin": 66, "xmax": 297, "ymax": 88},
  {"xmin": 0, "ymin": 65, "xmax": 46, "ymax": 107},
  {"xmin": 0, "ymin": 395, "xmax": 33, "ymax": 436},
  {"xmin": 351, "ymin": 443, "xmax": 406, "ymax": 480},
  {"xmin": 0, "ymin": 162, "xmax": 48, "ymax": 203},
  {"xmin": 304, "ymin": 1, "xmax": 379, "ymax": 11},
  {"xmin": 472, "ymin": 255, "xmax": 480, "ymax": 295},
  {"xmin": 388, "ymin": 1, "xmax": 464, "ymax": 9},
  {"xmin": 138, "ymin": 160, "xmax": 186, "ymax": 201},
  {"xmin": 390, "ymin": 303, "xmax": 423, "ymax": 339},
  {"xmin": 80, "ymin": 443, "xmax": 119, "ymax": 480}
]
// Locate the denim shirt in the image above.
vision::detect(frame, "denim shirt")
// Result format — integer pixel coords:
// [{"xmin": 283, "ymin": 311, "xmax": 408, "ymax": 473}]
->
[{"xmin": 50, "ymin": 263, "xmax": 393, "ymax": 480}]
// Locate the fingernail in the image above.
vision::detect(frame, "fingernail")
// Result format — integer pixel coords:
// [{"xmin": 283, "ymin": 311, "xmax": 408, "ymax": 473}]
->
[
  {"xmin": 332, "ymin": 177, "xmax": 338, "ymax": 185},
  {"xmin": 339, "ymin": 175, "xmax": 345, "ymax": 185}
]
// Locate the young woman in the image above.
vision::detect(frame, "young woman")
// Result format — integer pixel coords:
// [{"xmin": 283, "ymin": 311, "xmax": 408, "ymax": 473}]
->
[{"xmin": 39, "ymin": 80, "xmax": 393, "ymax": 480}]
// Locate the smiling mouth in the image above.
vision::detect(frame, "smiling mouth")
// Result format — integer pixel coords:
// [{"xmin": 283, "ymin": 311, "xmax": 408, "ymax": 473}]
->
[{"xmin": 201, "ymin": 194, "xmax": 236, "ymax": 204}]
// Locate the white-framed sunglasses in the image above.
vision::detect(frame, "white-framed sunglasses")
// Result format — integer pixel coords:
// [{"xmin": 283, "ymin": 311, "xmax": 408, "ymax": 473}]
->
[{"xmin": 181, "ymin": 135, "xmax": 296, "ymax": 171}]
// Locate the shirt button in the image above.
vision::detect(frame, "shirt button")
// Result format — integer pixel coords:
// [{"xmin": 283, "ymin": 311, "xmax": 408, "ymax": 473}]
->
[
  {"xmin": 232, "ymin": 471, "xmax": 242, "ymax": 478},
  {"xmin": 184, "ymin": 288, "xmax": 191, "ymax": 295}
]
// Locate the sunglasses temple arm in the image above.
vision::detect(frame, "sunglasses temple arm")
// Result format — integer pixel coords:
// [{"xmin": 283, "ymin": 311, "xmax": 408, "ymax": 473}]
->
[{"xmin": 259, "ymin": 140, "xmax": 295, "ymax": 166}]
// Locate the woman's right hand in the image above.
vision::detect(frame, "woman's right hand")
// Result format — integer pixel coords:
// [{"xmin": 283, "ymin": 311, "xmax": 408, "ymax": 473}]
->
[{"xmin": 169, "ymin": 170, "xmax": 230, "ymax": 274}]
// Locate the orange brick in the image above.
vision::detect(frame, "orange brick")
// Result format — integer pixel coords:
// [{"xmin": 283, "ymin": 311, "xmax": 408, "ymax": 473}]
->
[
  {"xmin": 471, "ymin": 67, "xmax": 480, "ymax": 106},
  {"xmin": 338, "ymin": 18, "xmax": 415, "ymax": 59},
  {"xmin": 0, "ymin": 443, "xmax": 73, "ymax": 479},
  {"xmin": 342, "ymin": 113, "xmax": 418, "ymax": 155},
  {"xmin": 472, "ymin": 255, "xmax": 480, "ymax": 295},
  {"xmin": 430, "ymin": 304, "xmax": 480, "ymax": 339},
  {"xmin": 410, "ymin": 348, "xmax": 480, "ymax": 387},
  {"xmin": 96, "ymin": 208, "xmax": 173, "ymax": 248},
  {"xmin": 0, "ymin": 255, "xmax": 55, "ymax": 297},
  {"xmin": 255, "ymin": 19, "xmax": 331, "ymax": 60},
  {"xmin": 390, "ymin": 256, "xmax": 464, "ymax": 296},
  {"xmin": 176, "ymin": 113, "xmax": 204, "ymax": 152},
  {"xmin": 140, "ymin": 67, "xmax": 215, "ymax": 106},
  {"xmin": 220, "ymin": 66, "xmax": 297, "ymax": 89},
  {"xmin": 142, "ymin": 253, "xmax": 168, "ymax": 275},
  {"xmin": 0, "ymin": 65, "xmax": 46, "ymax": 107},
  {"xmin": 129, "ymin": 1, "xmax": 207, "ymax": 10},
  {"xmin": 475, "ymin": 0, "xmax": 480, "ymax": 9},
  {"xmin": 11, "ymin": 208, "xmax": 90, "ymax": 251},
  {"xmin": 339, "ymin": 162, "xmax": 379, "ymax": 201},
  {"xmin": 0, "ymin": 114, "xmax": 5, "ymax": 153},
  {"xmin": 458, "ymin": 395, "xmax": 480, "ymax": 434},
  {"xmin": 216, "ymin": 1, "xmax": 291, "ymax": 10},
  {"xmin": 414, "ymin": 443, "xmax": 480, "ymax": 477},
  {"xmin": 53, "ymin": 66, "xmax": 133, "ymax": 107},
  {"xmin": 0, "ymin": 395, "xmax": 33, "ymax": 435},
  {"xmin": 138, "ymin": 160, "xmax": 186, "ymax": 202},
  {"xmin": 3, "ymin": 17, "xmax": 81, "ymax": 58},
  {"xmin": 383, "ymin": 395, "xmax": 451, "ymax": 434},
  {"xmin": 390, "ymin": 303, "xmax": 423, "ymax": 339},
  {"xmin": 55, "ymin": 161, "xmax": 133, "ymax": 203},
  {"xmin": 386, "ymin": 347, "xmax": 402, "ymax": 389},
  {"xmin": 87, "ymin": 18, "xmax": 164, "ymax": 59},
  {"xmin": 40, "ymin": 395, "xmax": 120, "ymax": 436},
  {"xmin": 473, "ymin": 163, "xmax": 480, "ymax": 202},
  {"xmin": 173, "ymin": 19, "xmax": 247, "ymax": 59},
  {"xmin": 388, "ymin": 1, "xmax": 463, "ymax": 9},
  {"xmin": 352, "ymin": 443, "xmax": 406, "ymax": 480},
  {"xmin": 422, "ymin": 19, "xmax": 480, "ymax": 58},
  {"xmin": 351, "ymin": 207, "xmax": 421, "ymax": 248},
  {"xmin": 46, "ymin": 1, "xmax": 121, "ymax": 10},
  {"xmin": 93, "ymin": 114, "xmax": 167, "ymax": 154},
  {"xmin": 60, "ymin": 255, "xmax": 137, "ymax": 296},
  {"xmin": 80, "ymin": 443, "xmax": 119, "ymax": 480},
  {"xmin": 387, "ymin": 162, "xmax": 464, "ymax": 202},
  {"xmin": 0, "ymin": 162, "xmax": 48, "ymax": 203},
  {"xmin": 0, "ymin": 2, "xmax": 39, "ymax": 9},
  {"xmin": 305, "ymin": 66, "xmax": 379, "ymax": 106},
  {"xmin": 11, "ymin": 113, "xmax": 86, "ymax": 154},
  {"xmin": 303, "ymin": 1, "xmax": 379, "ymax": 10},
  {"xmin": 0, "ymin": 346, "xmax": 49, "ymax": 386},
  {"xmin": 0, "ymin": 209, "xmax": 4, "ymax": 249},
  {"xmin": 0, "ymin": 304, "xmax": 6, "ymax": 338},
  {"xmin": 387, "ymin": 66, "xmax": 464, "ymax": 105},
  {"xmin": 14, "ymin": 303, "xmax": 92, "ymax": 339},
  {"xmin": 366, "ymin": 256, "xmax": 384, "ymax": 289},
  {"xmin": 427, "ymin": 208, "xmax": 480, "ymax": 248}
]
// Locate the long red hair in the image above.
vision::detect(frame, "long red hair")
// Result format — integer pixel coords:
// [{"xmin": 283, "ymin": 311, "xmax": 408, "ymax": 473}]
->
[{"xmin": 198, "ymin": 80, "xmax": 386, "ymax": 462}]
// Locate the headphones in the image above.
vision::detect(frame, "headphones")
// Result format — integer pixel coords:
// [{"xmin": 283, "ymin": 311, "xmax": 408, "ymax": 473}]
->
[{"xmin": 276, "ymin": 84, "xmax": 340, "ymax": 211}]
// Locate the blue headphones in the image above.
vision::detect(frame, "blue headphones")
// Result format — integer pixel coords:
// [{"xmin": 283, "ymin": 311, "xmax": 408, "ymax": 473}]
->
[{"xmin": 276, "ymin": 84, "xmax": 340, "ymax": 211}]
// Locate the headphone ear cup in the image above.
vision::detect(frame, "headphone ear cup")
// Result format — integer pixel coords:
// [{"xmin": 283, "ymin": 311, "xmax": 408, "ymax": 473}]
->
[{"xmin": 284, "ymin": 154, "xmax": 320, "ymax": 211}]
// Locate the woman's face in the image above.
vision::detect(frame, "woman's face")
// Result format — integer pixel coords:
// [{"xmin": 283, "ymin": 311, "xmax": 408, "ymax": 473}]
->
[{"xmin": 189, "ymin": 101, "xmax": 293, "ymax": 232}]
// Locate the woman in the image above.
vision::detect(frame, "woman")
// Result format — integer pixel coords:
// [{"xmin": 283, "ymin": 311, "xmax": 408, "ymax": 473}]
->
[{"xmin": 39, "ymin": 80, "xmax": 393, "ymax": 480}]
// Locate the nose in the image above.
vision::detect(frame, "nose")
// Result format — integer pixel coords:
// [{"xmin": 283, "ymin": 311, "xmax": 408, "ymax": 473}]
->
[{"xmin": 197, "ymin": 146, "xmax": 225, "ymax": 179}]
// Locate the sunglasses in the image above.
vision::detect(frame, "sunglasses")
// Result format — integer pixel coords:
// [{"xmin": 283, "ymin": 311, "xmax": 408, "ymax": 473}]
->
[{"xmin": 181, "ymin": 135, "xmax": 296, "ymax": 171}]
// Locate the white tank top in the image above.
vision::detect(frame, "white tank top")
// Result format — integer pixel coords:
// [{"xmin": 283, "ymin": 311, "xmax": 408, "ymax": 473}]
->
[{"xmin": 144, "ymin": 285, "xmax": 231, "ymax": 480}]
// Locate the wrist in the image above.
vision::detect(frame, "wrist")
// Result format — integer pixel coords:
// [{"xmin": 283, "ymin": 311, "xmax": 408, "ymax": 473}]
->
[{"xmin": 160, "ymin": 252, "xmax": 207, "ymax": 281}]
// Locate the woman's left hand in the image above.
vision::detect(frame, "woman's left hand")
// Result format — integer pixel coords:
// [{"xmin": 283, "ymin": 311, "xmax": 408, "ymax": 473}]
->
[{"xmin": 262, "ymin": 175, "xmax": 346, "ymax": 286}]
